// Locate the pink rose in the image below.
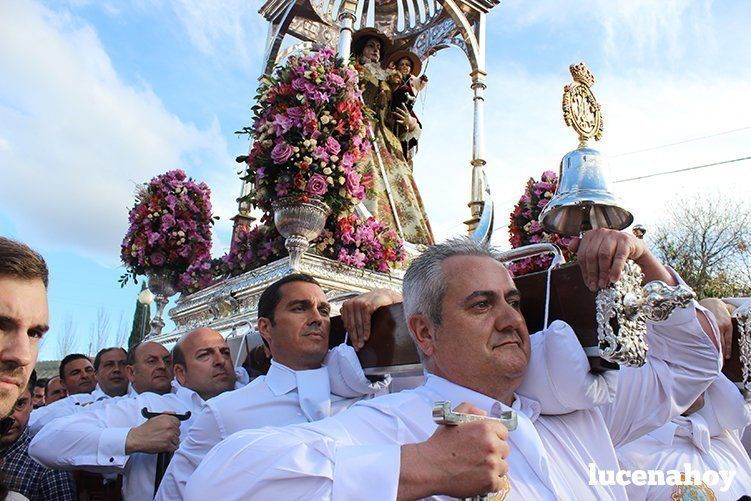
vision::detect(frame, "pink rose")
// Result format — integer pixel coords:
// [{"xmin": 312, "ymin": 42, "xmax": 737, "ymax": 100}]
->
[
  {"xmin": 345, "ymin": 170, "xmax": 361, "ymax": 194},
  {"xmin": 325, "ymin": 136, "xmax": 341, "ymax": 156},
  {"xmin": 306, "ymin": 174, "xmax": 328, "ymax": 196},
  {"xmin": 271, "ymin": 142, "xmax": 294, "ymax": 164}
]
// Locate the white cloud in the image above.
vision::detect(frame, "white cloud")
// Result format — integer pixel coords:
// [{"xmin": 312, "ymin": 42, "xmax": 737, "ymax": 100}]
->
[
  {"xmin": 164, "ymin": 0, "xmax": 267, "ymax": 69},
  {"xmin": 0, "ymin": 0, "xmax": 232, "ymax": 264}
]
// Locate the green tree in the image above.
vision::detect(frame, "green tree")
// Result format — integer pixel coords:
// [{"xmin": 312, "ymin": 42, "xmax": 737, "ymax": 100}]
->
[
  {"xmin": 128, "ymin": 282, "xmax": 151, "ymax": 351},
  {"xmin": 651, "ymin": 194, "xmax": 751, "ymax": 299}
]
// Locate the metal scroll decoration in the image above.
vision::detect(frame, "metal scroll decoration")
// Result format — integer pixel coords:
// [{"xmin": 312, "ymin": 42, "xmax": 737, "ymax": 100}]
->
[
  {"xmin": 596, "ymin": 260, "xmax": 695, "ymax": 367},
  {"xmin": 562, "ymin": 62, "xmax": 603, "ymax": 148},
  {"xmin": 733, "ymin": 302, "xmax": 751, "ymax": 391}
]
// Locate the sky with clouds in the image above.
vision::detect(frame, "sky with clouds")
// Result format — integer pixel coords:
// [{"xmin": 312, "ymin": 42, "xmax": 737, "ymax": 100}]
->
[{"xmin": 2, "ymin": 0, "xmax": 750, "ymax": 360}]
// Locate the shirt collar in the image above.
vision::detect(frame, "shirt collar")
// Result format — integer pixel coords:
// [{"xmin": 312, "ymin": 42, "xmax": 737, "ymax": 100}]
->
[
  {"xmin": 647, "ymin": 422, "xmax": 678, "ymax": 446},
  {"xmin": 265, "ymin": 360, "xmax": 328, "ymax": 397},
  {"xmin": 174, "ymin": 384, "xmax": 205, "ymax": 408},
  {"xmin": 423, "ymin": 374, "xmax": 541, "ymax": 421}
]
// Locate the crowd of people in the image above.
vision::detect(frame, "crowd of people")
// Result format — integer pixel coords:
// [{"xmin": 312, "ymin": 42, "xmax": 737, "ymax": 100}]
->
[{"xmin": 1, "ymin": 228, "xmax": 751, "ymax": 500}]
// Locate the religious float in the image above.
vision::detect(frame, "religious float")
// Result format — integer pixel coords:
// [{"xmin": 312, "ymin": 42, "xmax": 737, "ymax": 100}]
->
[{"xmin": 120, "ymin": 0, "xmax": 734, "ymax": 382}]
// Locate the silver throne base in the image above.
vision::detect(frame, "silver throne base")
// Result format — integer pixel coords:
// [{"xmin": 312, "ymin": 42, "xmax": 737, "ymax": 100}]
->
[{"xmin": 147, "ymin": 253, "xmax": 404, "ymax": 355}]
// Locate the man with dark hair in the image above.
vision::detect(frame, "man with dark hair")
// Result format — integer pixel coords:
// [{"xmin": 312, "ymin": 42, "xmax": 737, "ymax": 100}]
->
[
  {"xmin": 93, "ymin": 347, "xmax": 130, "ymax": 398},
  {"xmin": 0, "ymin": 237, "xmax": 49, "ymax": 418},
  {"xmin": 30, "ymin": 327, "xmax": 244, "ymax": 501},
  {"xmin": 0, "ymin": 370, "xmax": 75, "ymax": 500},
  {"xmin": 157, "ymin": 274, "xmax": 398, "ymax": 500},
  {"xmin": 43, "ymin": 376, "xmax": 66, "ymax": 404},
  {"xmin": 59, "ymin": 353, "xmax": 96, "ymax": 395},
  {"xmin": 32, "ymin": 378, "xmax": 47, "ymax": 408},
  {"xmin": 29, "ymin": 342, "xmax": 169, "ymax": 436}
]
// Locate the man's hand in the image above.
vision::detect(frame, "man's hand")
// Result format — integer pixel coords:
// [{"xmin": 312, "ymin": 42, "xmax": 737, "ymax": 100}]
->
[
  {"xmin": 397, "ymin": 403, "xmax": 510, "ymax": 500},
  {"xmin": 699, "ymin": 298, "xmax": 735, "ymax": 359},
  {"xmin": 570, "ymin": 228, "xmax": 675, "ymax": 291},
  {"xmin": 125, "ymin": 414, "xmax": 181, "ymax": 454},
  {"xmin": 341, "ymin": 289, "xmax": 402, "ymax": 350}
]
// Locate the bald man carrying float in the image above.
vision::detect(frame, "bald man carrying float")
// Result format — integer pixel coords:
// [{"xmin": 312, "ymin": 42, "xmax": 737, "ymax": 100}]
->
[{"xmin": 29, "ymin": 328, "xmax": 240, "ymax": 501}]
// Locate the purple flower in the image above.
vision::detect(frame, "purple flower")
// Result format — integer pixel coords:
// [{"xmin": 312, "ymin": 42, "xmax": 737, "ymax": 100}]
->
[
  {"xmin": 306, "ymin": 174, "xmax": 328, "ymax": 196},
  {"xmin": 292, "ymin": 77, "xmax": 307, "ymax": 92},
  {"xmin": 345, "ymin": 170, "xmax": 360, "ymax": 194},
  {"xmin": 325, "ymin": 136, "xmax": 341, "ymax": 156},
  {"xmin": 150, "ymin": 251, "xmax": 165, "ymax": 266},
  {"xmin": 271, "ymin": 142, "xmax": 294, "ymax": 164},
  {"xmin": 272, "ymin": 113, "xmax": 296, "ymax": 135}
]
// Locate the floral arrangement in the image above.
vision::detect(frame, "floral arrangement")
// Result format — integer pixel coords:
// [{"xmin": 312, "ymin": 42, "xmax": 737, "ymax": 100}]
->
[
  {"xmin": 508, "ymin": 170, "xmax": 574, "ymax": 276},
  {"xmin": 221, "ymin": 225, "xmax": 287, "ymax": 277},
  {"xmin": 318, "ymin": 214, "xmax": 406, "ymax": 272},
  {"xmin": 243, "ymin": 48, "xmax": 373, "ymax": 218},
  {"xmin": 177, "ymin": 257, "xmax": 220, "ymax": 294},
  {"xmin": 120, "ymin": 170, "xmax": 216, "ymax": 291}
]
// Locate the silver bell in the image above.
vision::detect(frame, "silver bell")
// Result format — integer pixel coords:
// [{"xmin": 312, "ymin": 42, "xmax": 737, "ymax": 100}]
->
[
  {"xmin": 540, "ymin": 147, "xmax": 633, "ymax": 236},
  {"xmin": 539, "ymin": 62, "xmax": 633, "ymax": 237}
]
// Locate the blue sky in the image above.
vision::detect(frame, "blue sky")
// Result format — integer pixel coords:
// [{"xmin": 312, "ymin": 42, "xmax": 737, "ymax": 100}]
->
[{"xmin": 2, "ymin": 0, "xmax": 750, "ymax": 360}]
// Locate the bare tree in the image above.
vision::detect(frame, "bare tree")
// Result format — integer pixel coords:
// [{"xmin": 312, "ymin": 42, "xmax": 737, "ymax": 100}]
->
[
  {"xmin": 114, "ymin": 311, "xmax": 129, "ymax": 348},
  {"xmin": 89, "ymin": 307, "xmax": 112, "ymax": 355},
  {"xmin": 651, "ymin": 194, "xmax": 751, "ymax": 298},
  {"xmin": 57, "ymin": 316, "xmax": 78, "ymax": 358}
]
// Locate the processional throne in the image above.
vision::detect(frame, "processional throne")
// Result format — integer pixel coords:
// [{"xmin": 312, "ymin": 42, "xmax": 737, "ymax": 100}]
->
[{"xmin": 146, "ymin": 0, "xmax": 499, "ymax": 367}]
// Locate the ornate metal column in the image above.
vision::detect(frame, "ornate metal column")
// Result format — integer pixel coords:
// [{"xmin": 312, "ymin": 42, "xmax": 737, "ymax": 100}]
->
[
  {"xmin": 465, "ymin": 68, "xmax": 487, "ymax": 232},
  {"xmin": 337, "ymin": 0, "xmax": 358, "ymax": 61}
]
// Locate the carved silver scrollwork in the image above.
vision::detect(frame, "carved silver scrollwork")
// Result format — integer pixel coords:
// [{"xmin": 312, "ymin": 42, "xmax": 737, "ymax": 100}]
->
[
  {"xmin": 596, "ymin": 261, "xmax": 649, "ymax": 367},
  {"xmin": 641, "ymin": 281, "xmax": 695, "ymax": 322},
  {"xmin": 596, "ymin": 261, "xmax": 696, "ymax": 367},
  {"xmin": 733, "ymin": 303, "xmax": 751, "ymax": 391},
  {"xmin": 208, "ymin": 289, "xmax": 240, "ymax": 320}
]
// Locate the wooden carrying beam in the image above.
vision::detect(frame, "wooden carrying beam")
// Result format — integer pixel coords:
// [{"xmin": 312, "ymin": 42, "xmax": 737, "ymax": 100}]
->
[
  {"xmin": 243, "ymin": 262, "xmax": 618, "ymax": 376},
  {"xmin": 722, "ymin": 319, "xmax": 744, "ymax": 384}
]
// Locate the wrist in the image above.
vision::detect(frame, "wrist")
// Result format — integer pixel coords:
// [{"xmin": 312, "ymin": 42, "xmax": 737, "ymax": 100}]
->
[
  {"xmin": 398, "ymin": 442, "xmax": 439, "ymax": 500},
  {"xmin": 124, "ymin": 428, "xmax": 140, "ymax": 455}
]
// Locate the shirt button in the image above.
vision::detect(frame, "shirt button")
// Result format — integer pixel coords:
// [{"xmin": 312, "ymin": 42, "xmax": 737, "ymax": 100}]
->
[{"xmin": 109, "ymin": 457, "xmax": 115, "ymax": 463}]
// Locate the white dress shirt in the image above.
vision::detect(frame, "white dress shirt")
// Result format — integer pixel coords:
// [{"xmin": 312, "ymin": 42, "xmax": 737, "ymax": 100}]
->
[
  {"xmin": 185, "ymin": 303, "xmax": 720, "ymax": 500},
  {"xmin": 156, "ymin": 344, "xmax": 388, "ymax": 500},
  {"xmin": 617, "ymin": 374, "xmax": 751, "ymax": 500},
  {"xmin": 28, "ymin": 383, "xmax": 138, "ymax": 436},
  {"xmin": 29, "ymin": 385, "xmax": 206, "ymax": 501}
]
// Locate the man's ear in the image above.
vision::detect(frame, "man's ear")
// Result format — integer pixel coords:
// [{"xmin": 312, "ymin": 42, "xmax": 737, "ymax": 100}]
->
[
  {"xmin": 257, "ymin": 317, "xmax": 273, "ymax": 349},
  {"xmin": 59, "ymin": 378, "xmax": 69, "ymax": 392},
  {"xmin": 125, "ymin": 365, "xmax": 135, "ymax": 383},
  {"xmin": 408, "ymin": 314, "xmax": 436, "ymax": 358},
  {"xmin": 173, "ymin": 364, "xmax": 187, "ymax": 387}
]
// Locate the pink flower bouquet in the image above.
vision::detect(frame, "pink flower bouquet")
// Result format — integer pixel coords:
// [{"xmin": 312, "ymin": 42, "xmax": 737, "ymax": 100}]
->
[
  {"xmin": 120, "ymin": 169, "xmax": 216, "ymax": 292},
  {"xmin": 243, "ymin": 48, "xmax": 372, "ymax": 219},
  {"xmin": 508, "ymin": 170, "xmax": 574, "ymax": 276}
]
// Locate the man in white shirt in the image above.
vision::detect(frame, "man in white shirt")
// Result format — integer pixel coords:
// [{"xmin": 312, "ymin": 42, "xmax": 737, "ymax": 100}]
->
[
  {"xmin": 186, "ymin": 229, "xmax": 721, "ymax": 500},
  {"xmin": 617, "ymin": 373, "xmax": 751, "ymax": 500},
  {"xmin": 28, "ymin": 341, "xmax": 172, "ymax": 435},
  {"xmin": 617, "ymin": 299, "xmax": 751, "ymax": 499},
  {"xmin": 156, "ymin": 273, "xmax": 397, "ymax": 500},
  {"xmin": 29, "ymin": 327, "xmax": 239, "ymax": 501}
]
